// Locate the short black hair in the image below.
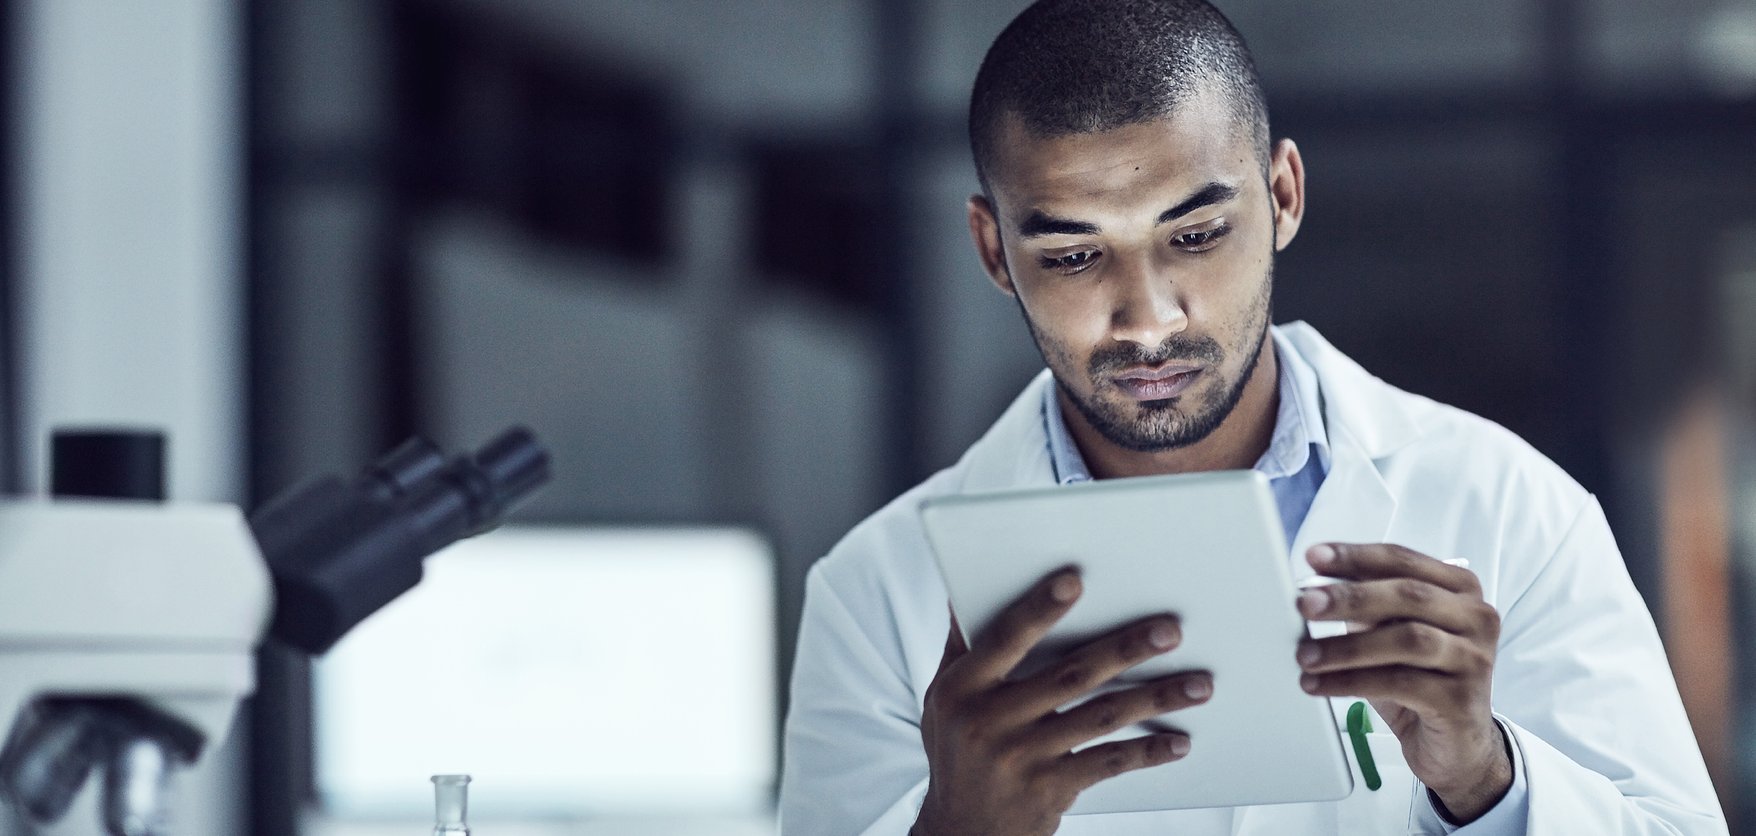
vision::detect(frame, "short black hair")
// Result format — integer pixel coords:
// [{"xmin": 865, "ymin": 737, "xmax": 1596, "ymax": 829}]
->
[{"xmin": 969, "ymin": 0, "xmax": 1270, "ymax": 195}]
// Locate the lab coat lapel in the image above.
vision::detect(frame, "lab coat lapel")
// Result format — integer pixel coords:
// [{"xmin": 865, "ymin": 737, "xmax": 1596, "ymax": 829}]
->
[
  {"xmin": 1288, "ymin": 429, "xmax": 1397, "ymax": 646},
  {"xmin": 958, "ymin": 370, "xmax": 1059, "ymax": 494},
  {"xmin": 1287, "ymin": 432, "xmax": 1397, "ymax": 588},
  {"xmin": 1283, "ymin": 323, "xmax": 1402, "ymax": 641},
  {"xmin": 1279, "ymin": 320, "xmax": 1411, "ymax": 591}
]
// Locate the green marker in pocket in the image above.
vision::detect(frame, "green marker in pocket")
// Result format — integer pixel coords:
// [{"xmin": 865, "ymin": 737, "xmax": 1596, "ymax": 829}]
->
[{"xmin": 1347, "ymin": 701, "xmax": 1382, "ymax": 791}]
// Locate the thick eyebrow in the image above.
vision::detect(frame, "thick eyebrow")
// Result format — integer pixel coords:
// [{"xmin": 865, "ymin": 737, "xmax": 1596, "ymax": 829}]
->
[
  {"xmin": 1017, "ymin": 212, "xmax": 1098, "ymax": 239},
  {"xmin": 1156, "ymin": 182, "xmax": 1240, "ymax": 225},
  {"xmin": 1015, "ymin": 181, "xmax": 1242, "ymax": 240}
]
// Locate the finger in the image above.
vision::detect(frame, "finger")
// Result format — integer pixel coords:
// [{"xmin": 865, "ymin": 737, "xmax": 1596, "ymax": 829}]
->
[
  {"xmin": 1004, "ymin": 616, "xmax": 1183, "ymax": 717},
  {"xmin": 1297, "ymin": 577, "xmax": 1492, "ymax": 632},
  {"xmin": 938, "ymin": 603, "xmax": 968, "ymax": 675},
  {"xmin": 1032, "ymin": 673, "xmax": 1212, "ymax": 753},
  {"xmin": 1297, "ymin": 621, "xmax": 1492, "ymax": 676},
  {"xmin": 1307, "ymin": 543, "xmax": 1479, "ymax": 594},
  {"xmin": 1298, "ymin": 664, "xmax": 1457, "ymax": 713},
  {"xmin": 1059, "ymin": 732, "xmax": 1190, "ymax": 788},
  {"xmin": 959, "ymin": 567, "xmax": 1083, "ymax": 685}
]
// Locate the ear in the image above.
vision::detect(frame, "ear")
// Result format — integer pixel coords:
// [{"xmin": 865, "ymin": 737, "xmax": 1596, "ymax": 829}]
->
[
  {"xmin": 1268, "ymin": 138, "xmax": 1306, "ymax": 252},
  {"xmin": 967, "ymin": 194, "xmax": 1016, "ymax": 296}
]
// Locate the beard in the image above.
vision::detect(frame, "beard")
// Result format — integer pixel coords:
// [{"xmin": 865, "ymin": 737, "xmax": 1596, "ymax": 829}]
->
[{"xmin": 1019, "ymin": 267, "xmax": 1273, "ymax": 453}]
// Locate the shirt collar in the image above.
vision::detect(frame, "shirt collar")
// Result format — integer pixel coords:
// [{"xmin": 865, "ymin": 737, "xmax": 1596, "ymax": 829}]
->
[{"xmin": 1042, "ymin": 326, "xmax": 1330, "ymax": 485}]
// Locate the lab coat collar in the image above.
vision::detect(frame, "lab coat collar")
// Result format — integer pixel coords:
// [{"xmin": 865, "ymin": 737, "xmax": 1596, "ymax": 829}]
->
[
  {"xmin": 956, "ymin": 371, "xmax": 1060, "ymax": 494},
  {"xmin": 1274, "ymin": 321, "xmax": 1421, "ymax": 460}
]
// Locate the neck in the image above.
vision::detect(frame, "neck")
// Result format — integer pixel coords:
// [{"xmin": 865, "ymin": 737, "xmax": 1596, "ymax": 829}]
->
[{"xmin": 1061, "ymin": 335, "xmax": 1280, "ymax": 480}]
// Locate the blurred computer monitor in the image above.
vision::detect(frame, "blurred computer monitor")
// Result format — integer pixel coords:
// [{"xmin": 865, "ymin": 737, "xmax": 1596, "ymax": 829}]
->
[{"xmin": 312, "ymin": 526, "xmax": 777, "ymax": 820}]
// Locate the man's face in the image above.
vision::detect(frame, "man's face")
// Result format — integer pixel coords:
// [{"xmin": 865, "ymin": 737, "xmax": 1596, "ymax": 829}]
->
[{"xmin": 968, "ymin": 91, "xmax": 1302, "ymax": 453}]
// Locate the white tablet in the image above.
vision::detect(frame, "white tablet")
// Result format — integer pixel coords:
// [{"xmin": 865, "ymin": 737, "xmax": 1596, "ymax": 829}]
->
[{"xmin": 919, "ymin": 470, "xmax": 1352, "ymax": 815}]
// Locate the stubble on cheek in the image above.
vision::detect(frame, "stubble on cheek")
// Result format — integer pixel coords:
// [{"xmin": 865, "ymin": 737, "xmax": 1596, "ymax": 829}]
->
[{"xmin": 1018, "ymin": 300, "xmax": 1095, "ymax": 398}]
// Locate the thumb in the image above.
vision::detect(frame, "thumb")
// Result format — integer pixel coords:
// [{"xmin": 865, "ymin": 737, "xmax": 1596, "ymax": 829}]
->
[{"xmin": 939, "ymin": 602, "xmax": 968, "ymax": 673}]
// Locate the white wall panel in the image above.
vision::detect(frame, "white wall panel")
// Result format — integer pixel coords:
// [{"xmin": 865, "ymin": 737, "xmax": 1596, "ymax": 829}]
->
[{"xmin": 9, "ymin": 0, "xmax": 246, "ymax": 834}]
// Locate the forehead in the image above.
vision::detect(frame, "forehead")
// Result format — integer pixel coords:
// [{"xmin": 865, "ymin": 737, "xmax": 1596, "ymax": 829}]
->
[{"xmin": 986, "ymin": 91, "xmax": 1253, "ymax": 221}]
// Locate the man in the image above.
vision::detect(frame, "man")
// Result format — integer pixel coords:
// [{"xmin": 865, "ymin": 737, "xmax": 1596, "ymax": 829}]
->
[{"xmin": 779, "ymin": 1, "xmax": 1726, "ymax": 833}]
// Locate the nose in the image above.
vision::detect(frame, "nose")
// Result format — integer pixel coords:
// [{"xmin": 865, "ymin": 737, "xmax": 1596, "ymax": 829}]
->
[{"xmin": 1108, "ymin": 254, "xmax": 1189, "ymax": 348}]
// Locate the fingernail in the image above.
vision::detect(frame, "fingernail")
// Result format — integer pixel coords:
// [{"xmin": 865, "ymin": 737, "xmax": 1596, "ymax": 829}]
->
[
  {"xmin": 1050, "ymin": 573, "xmax": 1080, "ymax": 602},
  {"xmin": 1183, "ymin": 678, "xmax": 1211, "ymax": 700},
  {"xmin": 1170, "ymin": 736, "xmax": 1191, "ymax": 756},
  {"xmin": 1308, "ymin": 544, "xmax": 1337, "ymax": 566},
  {"xmin": 1300, "ymin": 673, "xmax": 1318, "ymax": 693},
  {"xmin": 1298, "ymin": 588, "xmax": 1331, "ymax": 616},
  {"xmin": 1149, "ymin": 622, "xmax": 1178, "ymax": 650},
  {"xmin": 1297, "ymin": 643, "xmax": 1320, "ymax": 666}
]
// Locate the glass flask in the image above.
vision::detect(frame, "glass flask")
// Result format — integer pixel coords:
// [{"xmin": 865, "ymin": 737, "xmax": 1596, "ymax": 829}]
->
[{"xmin": 430, "ymin": 774, "xmax": 472, "ymax": 836}]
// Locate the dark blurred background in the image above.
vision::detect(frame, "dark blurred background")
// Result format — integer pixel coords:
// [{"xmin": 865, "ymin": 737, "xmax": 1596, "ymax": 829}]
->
[{"xmin": 3, "ymin": 0, "xmax": 1755, "ymax": 834}]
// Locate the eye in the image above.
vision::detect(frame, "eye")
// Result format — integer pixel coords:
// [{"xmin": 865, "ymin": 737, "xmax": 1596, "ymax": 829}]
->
[
  {"xmin": 1173, "ymin": 222, "xmax": 1232, "ymax": 252},
  {"xmin": 1037, "ymin": 249, "xmax": 1102, "ymax": 275}
]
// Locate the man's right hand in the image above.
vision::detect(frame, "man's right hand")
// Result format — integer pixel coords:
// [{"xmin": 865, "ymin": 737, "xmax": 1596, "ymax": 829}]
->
[{"xmin": 912, "ymin": 568, "xmax": 1212, "ymax": 836}]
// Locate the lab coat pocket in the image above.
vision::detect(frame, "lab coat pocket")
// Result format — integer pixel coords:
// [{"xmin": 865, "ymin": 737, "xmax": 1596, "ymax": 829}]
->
[{"xmin": 1337, "ymin": 731, "xmax": 1419, "ymax": 835}]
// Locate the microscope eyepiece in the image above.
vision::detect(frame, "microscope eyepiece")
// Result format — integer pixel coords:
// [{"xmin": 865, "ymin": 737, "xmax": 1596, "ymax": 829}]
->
[
  {"xmin": 253, "ymin": 426, "xmax": 551, "ymax": 655},
  {"xmin": 360, "ymin": 437, "xmax": 448, "ymax": 502},
  {"xmin": 472, "ymin": 427, "xmax": 547, "ymax": 507}
]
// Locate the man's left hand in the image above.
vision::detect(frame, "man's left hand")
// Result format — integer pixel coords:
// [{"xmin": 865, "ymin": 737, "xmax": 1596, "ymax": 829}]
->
[{"xmin": 1294, "ymin": 542, "xmax": 1511, "ymax": 823}]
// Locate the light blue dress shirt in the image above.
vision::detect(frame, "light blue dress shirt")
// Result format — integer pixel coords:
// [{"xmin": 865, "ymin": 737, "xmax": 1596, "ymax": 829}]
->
[{"xmin": 1037, "ymin": 327, "xmax": 1529, "ymax": 834}]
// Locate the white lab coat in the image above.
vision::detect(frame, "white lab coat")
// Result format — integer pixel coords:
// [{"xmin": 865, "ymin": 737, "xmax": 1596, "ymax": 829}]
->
[{"xmin": 780, "ymin": 322, "xmax": 1726, "ymax": 835}]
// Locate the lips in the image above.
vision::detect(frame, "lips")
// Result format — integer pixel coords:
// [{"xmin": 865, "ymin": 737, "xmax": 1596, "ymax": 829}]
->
[{"xmin": 1113, "ymin": 365, "xmax": 1203, "ymax": 401}]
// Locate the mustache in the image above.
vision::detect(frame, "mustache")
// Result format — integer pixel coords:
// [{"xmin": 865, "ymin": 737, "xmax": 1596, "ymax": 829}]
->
[{"xmin": 1088, "ymin": 335, "xmax": 1224, "ymax": 377}]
